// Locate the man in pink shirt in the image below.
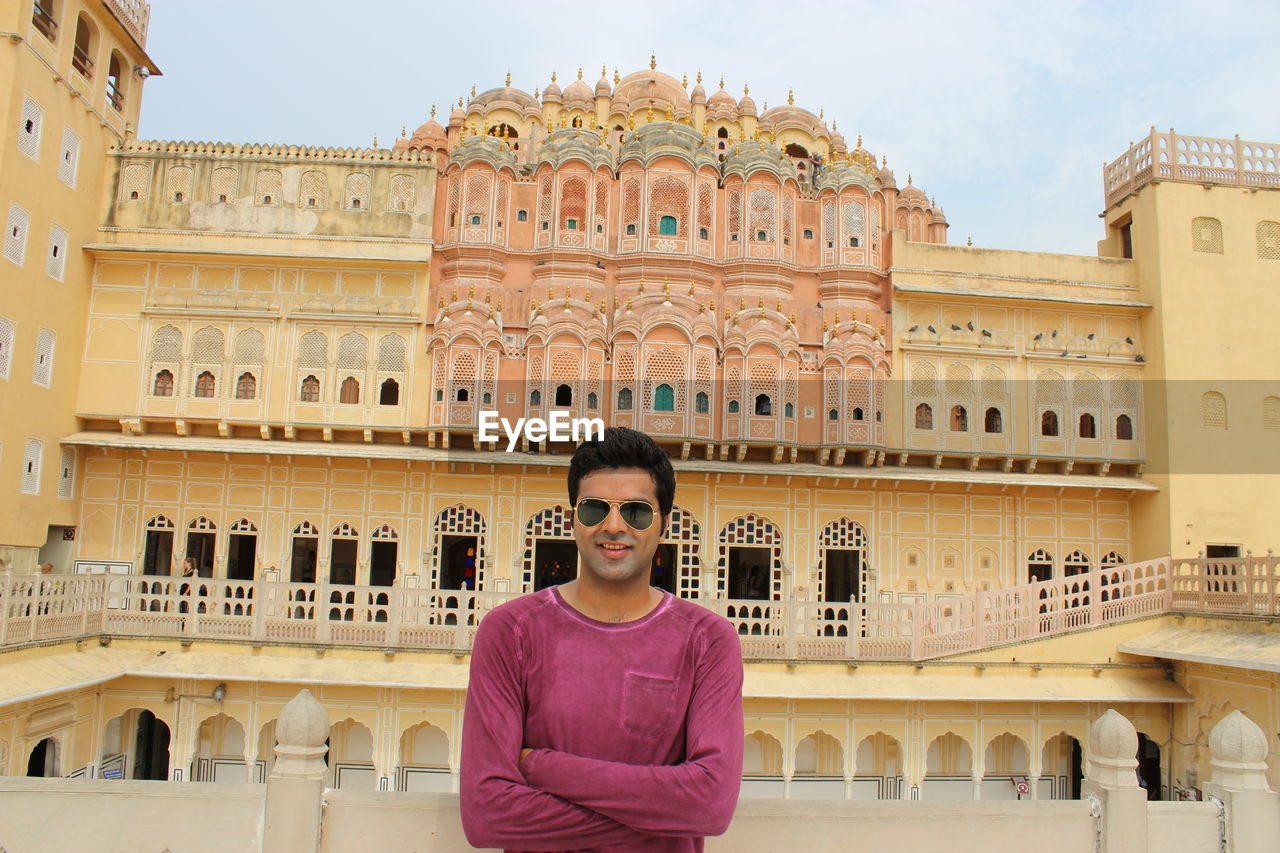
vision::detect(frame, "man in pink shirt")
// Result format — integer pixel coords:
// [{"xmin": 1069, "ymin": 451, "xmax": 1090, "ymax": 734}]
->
[{"xmin": 461, "ymin": 427, "xmax": 744, "ymax": 852}]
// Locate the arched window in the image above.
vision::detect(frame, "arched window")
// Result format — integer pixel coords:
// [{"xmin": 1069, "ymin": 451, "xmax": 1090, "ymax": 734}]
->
[
  {"xmin": 530, "ymin": 389, "xmax": 541, "ymax": 406},
  {"xmin": 1116, "ymin": 413, "xmax": 1133, "ymax": 440},
  {"xmin": 235, "ymin": 372, "xmax": 256, "ymax": 400},
  {"xmin": 516, "ymin": 209, "xmax": 528, "ymax": 222},
  {"xmin": 555, "ymin": 384, "xmax": 572, "ymax": 406},
  {"xmin": 950, "ymin": 405, "xmax": 968, "ymax": 431},
  {"xmin": 914, "ymin": 403, "xmax": 933, "ymax": 430},
  {"xmin": 379, "ymin": 378, "xmax": 399, "ymax": 406},
  {"xmin": 717, "ymin": 126, "xmax": 729, "ymax": 139},
  {"xmin": 1041, "ymin": 410, "xmax": 1059, "ymax": 436},
  {"xmin": 659, "ymin": 215, "xmax": 677, "ymax": 236},
  {"xmin": 984, "ymin": 407, "xmax": 1002, "ymax": 433},
  {"xmin": 153, "ymin": 369, "xmax": 173, "ymax": 397},
  {"xmin": 340, "ymin": 376, "xmax": 360, "ymax": 404},
  {"xmin": 617, "ymin": 388, "xmax": 632, "ymax": 410},
  {"xmin": 728, "ymin": 399, "xmax": 740, "ymax": 414},
  {"xmin": 784, "ymin": 402, "xmax": 794, "ymax": 418},
  {"xmin": 1078, "ymin": 412, "xmax": 1096, "ymax": 438},
  {"xmin": 105, "ymin": 51, "xmax": 124, "ymax": 110},
  {"xmin": 696, "ymin": 391, "xmax": 710, "ymax": 414},
  {"xmin": 72, "ymin": 15, "xmax": 95, "ymax": 78},
  {"xmin": 654, "ymin": 384, "xmax": 675, "ymax": 412},
  {"xmin": 852, "ymin": 407, "xmax": 864, "ymax": 421},
  {"xmin": 456, "ymin": 388, "xmax": 469, "ymax": 402},
  {"xmin": 828, "ymin": 408, "xmax": 838, "ymax": 421},
  {"xmin": 1028, "ymin": 549, "xmax": 1053, "ymax": 583},
  {"xmin": 469, "ymin": 214, "xmax": 481, "ymax": 225},
  {"xmin": 754, "ymin": 394, "xmax": 772, "ymax": 416},
  {"xmin": 587, "ymin": 391, "xmax": 598, "ymax": 409},
  {"xmin": 194, "ymin": 371, "xmax": 215, "ymax": 398},
  {"xmin": 625, "ymin": 223, "xmax": 637, "ymax": 235},
  {"xmin": 300, "ymin": 375, "xmax": 319, "ymax": 402}
]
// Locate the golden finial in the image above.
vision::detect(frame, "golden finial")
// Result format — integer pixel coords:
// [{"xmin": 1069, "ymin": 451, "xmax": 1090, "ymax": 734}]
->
[
  {"xmin": 646, "ymin": 104, "xmax": 654, "ymax": 123},
  {"xmin": 559, "ymin": 112, "xmax": 567, "ymax": 128},
  {"xmin": 532, "ymin": 300, "xmax": 540, "ymax": 316},
  {"xmin": 682, "ymin": 72, "xmax": 688, "ymax": 87},
  {"xmin": 373, "ymin": 135, "xmax": 378, "ymax": 147},
  {"xmin": 599, "ymin": 297, "xmax": 607, "ymax": 313},
  {"xmin": 857, "ymin": 132, "xmax": 862, "ymax": 148},
  {"xmin": 470, "ymin": 85, "xmax": 476, "ymax": 99},
  {"xmin": 832, "ymin": 119, "xmax": 838, "ymax": 131},
  {"xmin": 551, "ymin": 71, "xmax": 557, "ymax": 83},
  {"xmin": 665, "ymin": 102, "xmax": 673, "ymax": 121},
  {"xmin": 787, "ymin": 89, "xmax": 794, "ymax": 106},
  {"xmin": 468, "ymin": 284, "xmax": 475, "ymax": 298},
  {"xmin": 789, "ymin": 312, "xmax": 797, "ymax": 326},
  {"xmin": 881, "ymin": 154, "xmax": 887, "ymax": 167},
  {"xmin": 614, "ymin": 68, "xmax": 620, "ymax": 84},
  {"xmin": 697, "ymin": 70, "xmax": 703, "ymax": 84},
  {"xmin": 577, "ymin": 67, "xmax": 583, "ymax": 80},
  {"xmin": 739, "ymin": 296, "xmax": 746, "ymax": 310},
  {"xmin": 488, "ymin": 304, "xmax": 494, "ymax": 320},
  {"xmin": 505, "ymin": 71, "xmax": 511, "ymax": 86},
  {"xmin": 459, "ymin": 123, "xmax": 467, "ymax": 141},
  {"xmin": 967, "ymin": 235, "xmax": 973, "ymax": 247},
  {"xmin": 627, "ymin": 296, "xmax": 634, "ymax": 310},
  {"xmin": 650, "ymin": 52, "xmax": 657, "ymax": 70},
  {"xmin": 430, "ymin": 104, "xmax": 437, "ymax": 119},
  {"xmin": 450, "ymin": 287, "xmax": 458, "ymax": 301},
  {"xmin": 732, "ymin": 310, "xmax": 740, "ymax": 326},
  {"xmin": 564, "ymin": 285, "xmax": 570, "ymax": 302},
  {"xmin": 724, "ymin": 305, "xmax": 731, "ymax": 320},
  {"xmin": 931, "ymin": 196, "xmax": 936, "ymax": 207},
  {"xmin": 908, "ymin": 174, "xmax": 913, "ymax": 184},
  {"xmin": 485, "ymin": 291, "xmax": 492, "ymax": 303},
  {"xmin": 776, "ymin": 297, "xmax": 782, "ymax": 313},
  {"xmin": 638, "ymin": 279, "xmax": 646, "ymax": 294},
  {"xmin": 762, "ymin": 100, "xmax": 768, "ymax": 112},
  {"xmin": 719, "ymin": 77, "xmax": 725, "ymax": 89},
  {"xmin": 864, "ymin": 311, "xmax": 871, "ymax": 325},
  {"xmin": 878, "ymin": 323, "xmax": 885, "ymax": 337},
  {"xmin": 743, "ymin": 83, "xmax": 749, "ymax": 95},
  {"xmin": 688, "ymin": 281, "xmax": 695, "ymax": 296},
  {"xmin": 496, "ymin": 300, "xmax": 502, "ymax": 313},
  {"xmin": 709, "ymin": 299, "xmax": 716, "ymax": 313},
  {"xmin": 466, "ymin": 295, "xmax": 473, "ymax": 311},
  {"xmin": 823, "ymin": 317, "xmax": 829, "ymax": 332},
  {"xmin": 757, "ymin": 294, "xmax": 765, "ymax": 309},
  {"xmin": 437, "ymin": 295, "xmax": 445, "ymax": 311},
  {"xmin": 819, "ymin": 107, "xmax": 823, "ymax": 120},
  {"xmin": 627, "ymin": 113, "xmax": 635, "ymax": 130},
  {"xmin": 534, "ymin": 88, "xmax": 540, "ymax": 99},
  {"xmin": 834, "ymin": 309, "xmax": 841, "ymax": 324},
  {"xmin": 663, "ymin": 277, "xmax": 671, "ymax": 300},
  {"xmin": 701, "ymin": 299, "xmax": 707, "ymax": 313}
]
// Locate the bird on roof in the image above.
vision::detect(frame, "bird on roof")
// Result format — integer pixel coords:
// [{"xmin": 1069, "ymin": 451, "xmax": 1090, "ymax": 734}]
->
[
  {"xmin": 927, "ymin": 325, "xmax": 937, "ymax": 334},
  {"xmin": 908, "ymin": 324, "xmax": 919, "ymax": 332},
  {"xmin": 981, "ymin": 329, "xmax": 993, "ymax": 337},
  {"xmin": 1033, "ymin": 333, "xmax": 1044, "ymax": 341},
  {"xmin": 1125, "ymin": 336, "xmax": 1134, "ymax": 345},
  {"xmin": 951, "ymin": 323, "xmax": 962, "ymax": 331},
  {"xmin": 967, "ymin": 321, "xmax": 975, "ymax": 331}
]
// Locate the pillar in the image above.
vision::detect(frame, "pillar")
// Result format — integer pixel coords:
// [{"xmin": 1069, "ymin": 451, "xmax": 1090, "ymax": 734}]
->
[
  {"xmin": 263, "ymin": 689, "xmax": 328, "ymax": 853},
  {"xmin": 1081, "ymin": 709, "xmax": 1147, "ymax": 853},
  {"xmin": 1202, "ymin": 710, "xmax": 1280, "ymax": 853}
]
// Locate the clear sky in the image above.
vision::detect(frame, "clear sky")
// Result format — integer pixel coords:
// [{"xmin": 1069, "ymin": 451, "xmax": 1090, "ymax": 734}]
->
[{"xmin": 136, "ymin": 0, "xmax": 1280, "ymax": 257}]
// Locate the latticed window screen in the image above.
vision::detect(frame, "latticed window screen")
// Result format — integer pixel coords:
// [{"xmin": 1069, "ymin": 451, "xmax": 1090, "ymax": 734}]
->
[
  {"xmin": 910, "ymin": 362, "xmax": 938, "ymax": 399},
  {"xmin": 345, "ymin": 172, "xmax": 371, "ymax": 209},
  {"xmin": 298, "ymin": 330, "xmax": 327, "ymax": 369},
  {"xmin": 452, "ymin": 351, "xmax": 477, "ymax": 401},
  {"xmin": 337, "ymin": 333, "xmax": 368, "ymax": 371},
  {"xmin": 432, "ymin": 504, "xmax": 488, "ymax": 589},
  {"xmin": 586, "ymin": 359, "xmax": 602, "ymax": 404},
  {"xmin": 1257, "ymin": 221, "xmax": 1280, "ymax": 260},
  {"xmin": 726, "ymin": 366, "xmax": 741, "ymax": 405},
  {"xmin": 846, "ymin": 368, "xmax": 871, "ymax": 418},
  {"xmin": 191, "ymin": 326, "xmax": 225, "ymax": 365},
  {"xmin": 622, "ymin": 178, "xmax": 640, "ymax": 229},
  {"xmin": 1263, "ymin": 396, "xmax": 1280, "ymax": 430},
  {"xmin": 561, "ymin": 177, "xmax": 587, "ymax": 228},
  {"xmin": 19, "ymin": 98, "xmax": 42, "ymax": 160},
  {"xmin": 821, "ymin": 200, "xmax": 835, "ymax": 245},
  {"xmin": 1110, "ymin": 375, "xmax": 1138, "ymax": 410},
  {"xmin": 1072, "ymin": 371, "xmax": 1103, "ymax": 412},
  {"xmin": 1191, "ymin": 217, "xmax": 1223, "ymax": 254},
  {"xmin": 151, "ymin": 325, "xmax": 182, "ymax": 362},
  {"xmin": 647, "ymin": 176, "xmax": 688, "ymax": 237},
  {"xmin": 594, "ymin": 181, "xmax": 609, "ymax": 231},
  {"xmin": 377, "ymin": 335, "xmax": 406, "ymax": 371},
  {"xmin": 870, "ymin": 205, "xmax": 881, "ymax": 255},
  {"xmin": 945, "ymin": 363, "xmax": 973, "ymax": 401},
  {"xmin": 538, "ymin": 175, "xmax": 554, "ymax": 226},
  {"xmin": 21, "ymin": 439, "xmax": 42, "ymax": 495},
  {"xmin": 748, "ymin": 188, "xmax": 776, "ymax": 241},
  {"xmin": 46, "ymin": 224, "xmax": 68, "ymax": 281},
  {"xmin": 643, "ymin": 348, "xmax": 686, "ymax": 411},
  {"xmin": 909, "ymin": 211, "xmax": 924, "ymax": 242},
  {"xmin": 0, "ymin": 318, "xmax": 13, "ymax": 380},
  {"xmin": 255, "ymin": 169, "xmax": 282, "ymax": 204},
  {"xmin": 666, "ymin": 505, "xmax": 703, "ymax": 598},
  {"xmin": 6, "ymin": 204, "xmax": 30, "ymax": 265},
  {"xmin": 483, "ymin": 351, "xmax": 497, "ymax": 403},
  {"xmin": 445, "ymin": 178, "xmax": 460, "ymax": 226},
  {"xmin": 521, "ymin": 505, "xmax": 575, "ymax": 590},
  {"xmin": 166, "ymin": 165, "xmax": 192, "ymax": 202},
  {"xmin": 233, "ymin": 329, "xmax": 265, "ymax": 365},
  {"xmin": 697, "ymin": 182, "xmax": 713, "ymax": 232},
  {"xmin": 465, "ymin": 173, "xmax": 491, "ymax": 222},
  {"xmin": 614, "ymin": 347, "xmax": 634, "ymax": 383},
  {"xmin": 1201, "ymin": 391, "xmax": 1227, "ymax": 428},
  {"xmin": 32, "ymin": 329, "xmax": 54, "ymax": 387},
  {"xmin": 842, "ymin": 200, "xmax": 866, "ymax": 247},
  {"xmin": 781, "ymin": 194, "xmax": 794, "ymax": 244},
  {"xmin": 58, "ymin": 447, "xmax": 75, "ymax": 500},
  {"xmin": 494, "ymin": 180, "xmax": 508, "ymax": 228},
  {"xmin": 209, "ymin": 166, "xmax": 237, "ymax": 203},
  {"xmin": 981, "ymin": 365, "xmax": 1007, "ymax": 400},
  {"xmin": 716, "ymin": 514, "xmax": 784, "ymax": 600},
  {"xmin": 817, "ymin": 518, "xmax": 867, "ymax": 601},
  {"xmin": 299, "ymin": 171, "xmax": 327, "ymax": 208},
  {"xmin": 1036, "ymin": 369, "xmax": 1065, "ymax": 406},
  {"xmin": 58, "ymin": 128, "xmax": 80, "ymax": 187},
  {"xmin": 389, "ymin": 174, "xmax": 416, "ymax": 212},
  {"xmin": 727, "ymin": 189, "xmax": 741, "ymax": 237}
]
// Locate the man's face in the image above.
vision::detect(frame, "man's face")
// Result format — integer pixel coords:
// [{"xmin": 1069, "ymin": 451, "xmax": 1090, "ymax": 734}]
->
[{"xmin": 572, "ymin": 467, "xmax": 666, "ymax": 587}]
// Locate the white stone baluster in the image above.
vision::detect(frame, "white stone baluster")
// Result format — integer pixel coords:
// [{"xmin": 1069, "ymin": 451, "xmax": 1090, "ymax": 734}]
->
[
  {"xmin": 1202, "ymin": 710, "xmax": 1280, "ymax": 853},
  {"xmin": 263, "ymin": 689, "xmax": 329, "ymax": 852}
]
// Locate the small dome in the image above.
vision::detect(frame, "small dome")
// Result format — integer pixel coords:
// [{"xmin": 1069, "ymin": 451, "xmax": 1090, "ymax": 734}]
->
[
  {"xmin": 470, "ymin": 86, "xmax": 539, "ymax": 111},
  {"xmin": 614, "ymin": 69, "xmax": 691, "ymax": 113},
  {"xmin": 542, "ymin": 74, "xmax": 562, "ymax": 103},
  {"xmin": 708, "ymin": 84, "xmax": 735, "ymax": 109},
  {"xmin": 563, "ymin": 73, "xmax": 593, "ymax": 106},
  {"xmin": 899, "ymin": 181, "xmax": 927, "ymax": 202},
  {"xmin": 760, "ymin": 104, "xmax": 821, "ymax": 133},
  {"xmin": 1209, "ymin": 710, "xmax": 1270, "ymax": 767},
  {"xmin": 691, "ymin": 83, "xmax": 706, "ymax": 104},
  {"xmin": 409, "ymin": 116, "xmax": 448, "ymax": 150},
  {"xmin": 737, "ymin": 90, "xmax": 757, "ymax": 117},
  {"xmin": 595, "ymin": 69, "xmax": 612, "ymax": 97}
]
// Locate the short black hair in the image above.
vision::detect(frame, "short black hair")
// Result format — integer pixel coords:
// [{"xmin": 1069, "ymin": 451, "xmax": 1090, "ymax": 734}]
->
[{"xmin": 568, "ymin": 427, "xmax": 675, "ymax": 517}]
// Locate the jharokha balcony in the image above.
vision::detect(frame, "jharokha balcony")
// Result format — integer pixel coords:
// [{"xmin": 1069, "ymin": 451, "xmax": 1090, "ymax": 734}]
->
[{"xmin": 2, "ymin": 554, "xmax": 1275, "ymax": 658}]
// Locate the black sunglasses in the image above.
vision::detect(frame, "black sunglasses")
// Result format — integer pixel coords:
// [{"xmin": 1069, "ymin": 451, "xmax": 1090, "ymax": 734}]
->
[{"xmin": 573, "ymin": 498, "xmax": 656, "ymax": 531}]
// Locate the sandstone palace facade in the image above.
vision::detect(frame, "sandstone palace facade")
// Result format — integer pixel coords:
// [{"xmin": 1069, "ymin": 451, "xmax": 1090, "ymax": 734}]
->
[{"xmin": 2, "ymin": 2, "xmax": 1280, "ymax": 851}]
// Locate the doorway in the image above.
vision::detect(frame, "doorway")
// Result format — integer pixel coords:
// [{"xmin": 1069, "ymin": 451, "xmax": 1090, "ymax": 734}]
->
[
  {"xmin": 439, "ymin": 535, "xmax": 478, "ymax": 590},
  {"xmin": 143, "ymin": 529, "xmax": 173, "ymax": 576},
  {"xmin": 26, "ymin": 737, "xmax": 59, "ymax": 777},
  {"xmin": 290, "ymin": 536, "xmax": 318, "ymax": 583},
  {"xmin": 329, "ymin": 539, "xmax": 357, "ymax": 585},
  {"xmin": 824, "ymin": 549, "xmax": 861, "ymax": 603},
  {"xmin": 651, "ymin": 543, "xmax": 678, "ymax": 593},
  {"xmin": 1137, "ymin": 733, "xmax": 1161, "ymax": 800},
  {"xmin": 369, "ymin": 540, "xmax": 397, "ymax": 587},
  {"xmin": 185, "ymin": 531, "xmax": 216, "ymax": 577},
  {"xmin": 132, "ymin": 710, "xmax": 171, "ymax": 781},
  {"xmin": 534, "ymin": 540, "xmax": 577, "ymax": 590},
  {"xmin": 226, "ymin": 534, "xmax": 256, "ymax": 581},
  {"xmin": 727, "ymin": 546, "xmax": 772, "ymax": 600}
]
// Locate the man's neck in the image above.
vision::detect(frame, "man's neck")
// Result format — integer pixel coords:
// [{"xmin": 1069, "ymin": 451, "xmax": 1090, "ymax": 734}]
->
[{"xmin": 559, "ymin": 578, "xmax": 662, "ymax": 624}]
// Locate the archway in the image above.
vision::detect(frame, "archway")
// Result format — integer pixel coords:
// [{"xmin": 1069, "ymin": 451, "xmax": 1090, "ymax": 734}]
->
[
  {"xmin": 854, "ymin": 732, "xmax": 903, "ymax": 800},
  {"xmin": 792, "ymin": 731, "xmax": 844, "ymax": 800},
  {"xmin": 1137, "ymin": 732, "xmax": 1162, "ymax": 800},
  {"xmin": 1040, "ymin": 732, "xmax": 1083, "ymax": 799},
  {"xmin": 397, "ymin": 722, "xmax": 451, "ymax": 792},
  {"xmin": 922, "ymin": 732, "xmax": 973, "ymax": 800},
  {"xmin": 521, "ymin": 506, "xmax": 576, "ymax": 592},
  {"xmin": 652, "ymin": 505, "xmax": 701, "ymax": 598},
  {"xmin": 327, "ymin": 718, "xmax": 375, "ymax": 790},
  {"xmin": 740, "ymin": 730, "xmax": 784, "ymax": 799},
  {"xmin": 26, "ymin": 736, "xmax": 60, "ymax": 777},
  {"xmin": 101, "ymin": 708, "xmax": 170, "ymax": 780},
  {"xmin": 192, "ymin": 712, "xmax": 247, "ymax": 782},
  {"xmin": 717, "ymin": 514, "xmax": 783, "ymax": 601},
  {"xmin": 431, "ymin": 504, "xmax": 488, "ymax": 592},
  {"xmin": 981, "ymin": 733, "xmax": 1030, "ymax": 800}
]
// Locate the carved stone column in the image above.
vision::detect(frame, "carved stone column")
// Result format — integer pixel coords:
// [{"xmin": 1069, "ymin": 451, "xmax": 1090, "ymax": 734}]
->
[
  {"xmin": 263, "ymin": 689, "xmax": 328, "ymax": 853},
  {"xmin": 1081, "ymin": 709, "xmax": 1147, "ymax": 853}
]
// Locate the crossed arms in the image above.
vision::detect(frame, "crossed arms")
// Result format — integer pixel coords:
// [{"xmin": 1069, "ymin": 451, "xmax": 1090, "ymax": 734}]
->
[{"xmin": 459, "ymin": 611, "xmax": 744, "ymax": 851}]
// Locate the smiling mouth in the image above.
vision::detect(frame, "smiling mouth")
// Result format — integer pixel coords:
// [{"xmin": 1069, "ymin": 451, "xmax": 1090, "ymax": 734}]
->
[{"xmin": 596, "ymin": 542, "xmax": 632, "ymax": 558}]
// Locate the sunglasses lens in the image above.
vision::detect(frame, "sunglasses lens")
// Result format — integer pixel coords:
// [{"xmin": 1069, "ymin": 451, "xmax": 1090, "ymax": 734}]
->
[
  {"xmin": 620, "ymin": 502, "xmax": 654, "ymax": 530},
  {"xmin": 575, "ymin": 499, "xmax": 610, "ymax": 527}
]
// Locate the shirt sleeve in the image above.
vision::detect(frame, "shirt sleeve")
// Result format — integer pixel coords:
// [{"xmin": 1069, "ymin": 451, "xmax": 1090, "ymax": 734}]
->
[
  {"xmin": 522, "ymin": 616, "xmax": 745, "ymax": 837},
  {"xmin": 459, "ymin": 605, "xmax": 658, "ymax": 851}
]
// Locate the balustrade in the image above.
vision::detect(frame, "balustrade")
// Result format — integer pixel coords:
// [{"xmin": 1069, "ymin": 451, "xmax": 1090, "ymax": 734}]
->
[{"xmin": 2, "ymin": 553, "xmax": 1276, "ymax": 660}]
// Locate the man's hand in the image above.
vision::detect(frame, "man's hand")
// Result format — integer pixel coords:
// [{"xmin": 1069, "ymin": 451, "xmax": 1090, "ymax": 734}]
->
[{"xmin": 519, "ymin": 748, "xmax": 533, "ymax": 772}]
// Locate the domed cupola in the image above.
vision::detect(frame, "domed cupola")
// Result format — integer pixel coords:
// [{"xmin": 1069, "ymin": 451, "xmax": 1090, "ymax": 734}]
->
[
  {"xmin": 722, "ymin": 138, "xmax": 798, "ymax": 183},
  {"xmin": 542, "ymin": 71, "xmax": 563, "ymax": 104},
  {"xmin": 536, "ymin": 126, "xmax": 613, "ymax": 170},
  {"xmin": 707, "ymin": 78, "xmax": 736, "ymax": 119},
  {"xmin": 618, "ymin": 120, "xmax": 716, "ymax": 170},
  {"xmin": 737, "ymin": 84, "xmax": 758, "ymax": 118},
  {"xmin": 690, "ymin": 70, "xmax": 707, "ymax": 105},
  {"xmin": 595, "ymin": 66, "xmax": 612, "ymax": 98},
  {"xmin": 563, "ymin": 68, "xmax": 594, "ymax": 108}
]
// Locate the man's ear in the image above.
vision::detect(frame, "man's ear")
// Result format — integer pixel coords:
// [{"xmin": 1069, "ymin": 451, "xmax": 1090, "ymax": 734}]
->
[{"xmin": 660, "ymin": 514, "xmax": 670, "ymax": 539}]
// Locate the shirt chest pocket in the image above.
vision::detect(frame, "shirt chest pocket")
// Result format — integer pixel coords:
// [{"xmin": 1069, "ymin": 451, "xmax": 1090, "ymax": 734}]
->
[{"xmin": 621, "ymin": 672, "xmax": 679, "ymax": 739}]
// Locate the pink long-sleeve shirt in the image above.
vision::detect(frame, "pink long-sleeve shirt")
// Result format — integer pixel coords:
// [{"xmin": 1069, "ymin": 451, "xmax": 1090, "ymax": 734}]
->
[{"xmin": 460, "ymin": 586, "xmax": 745, "ymax": 852}]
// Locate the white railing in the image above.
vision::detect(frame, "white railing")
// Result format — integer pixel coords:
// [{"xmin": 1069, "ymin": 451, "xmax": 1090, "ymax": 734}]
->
[
  {"xmin": 2, "ymin": 555, "xmax": 1276, "ymax": 660},
  {"xmin": 1104, "ymin": 129, "xmax": 1280, "ymax": 208}
]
